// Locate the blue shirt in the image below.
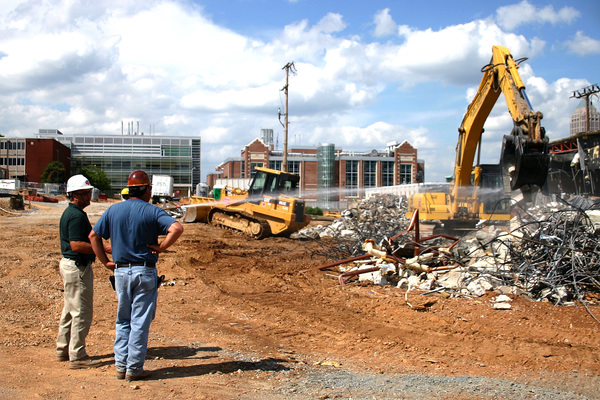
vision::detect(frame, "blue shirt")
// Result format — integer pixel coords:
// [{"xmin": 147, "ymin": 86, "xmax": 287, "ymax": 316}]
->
[{"xmin": 92, "ymin": 199, "xmax": 176, "ymax": 264}]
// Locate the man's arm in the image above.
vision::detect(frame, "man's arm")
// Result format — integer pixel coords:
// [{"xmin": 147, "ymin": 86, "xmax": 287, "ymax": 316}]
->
[
  {"xmin": 70, "ymin": 240, "xmax": 111, "ymax": 254},
  {"xmin": 70, "ymin": 241, "xmax": 94, "ymax": 254},
  {"xmin": 89, "ymin": 230, "xmax": 115, "ymax": 271},
  {"xmin": 147, "ymin": 221, "xmax": 184, "ymax": 254}
]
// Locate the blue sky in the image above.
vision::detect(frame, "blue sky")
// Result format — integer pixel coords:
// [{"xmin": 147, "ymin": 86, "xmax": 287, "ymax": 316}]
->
[{"xmin": 0, "ymin": 0, "xmax": 599, "ymax": 183}]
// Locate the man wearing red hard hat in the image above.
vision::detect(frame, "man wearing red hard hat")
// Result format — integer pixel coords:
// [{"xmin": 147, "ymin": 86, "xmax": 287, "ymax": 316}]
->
[{"xmin": 90, "ymin": 170, "xmax": 183, "ymax": 381}]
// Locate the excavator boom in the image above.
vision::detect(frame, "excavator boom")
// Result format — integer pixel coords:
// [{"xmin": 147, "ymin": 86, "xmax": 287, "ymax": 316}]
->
[
  {"xmin": 407, "ymin": 45, "xmax": 549, "ymax": 230},
  {"xmin": 454, "ymin": 45, "xmax": 548, "ymax": 193}
]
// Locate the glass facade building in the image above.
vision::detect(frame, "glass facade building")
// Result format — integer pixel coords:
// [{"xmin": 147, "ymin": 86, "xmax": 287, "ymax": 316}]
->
[{"xmin": 37, "ymin": 129, "xmax": 201, "ymax": 195}]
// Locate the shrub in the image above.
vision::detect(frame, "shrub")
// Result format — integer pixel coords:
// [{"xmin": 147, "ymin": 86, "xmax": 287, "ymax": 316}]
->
[{"xmin": 305, "ymin": 206, "xmax": 323, "ymax": 215}]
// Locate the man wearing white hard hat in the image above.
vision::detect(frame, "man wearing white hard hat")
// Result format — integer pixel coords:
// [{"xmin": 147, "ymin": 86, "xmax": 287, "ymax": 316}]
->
[{"xmin": 56, "ymin": 174, "xmax": 106, "ymax": 369}]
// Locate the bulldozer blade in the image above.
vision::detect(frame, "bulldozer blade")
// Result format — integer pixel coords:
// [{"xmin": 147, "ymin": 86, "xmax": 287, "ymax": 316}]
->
[{"xmin": 182, "ymin": 204, "xmax": 211, "ymax": 223}]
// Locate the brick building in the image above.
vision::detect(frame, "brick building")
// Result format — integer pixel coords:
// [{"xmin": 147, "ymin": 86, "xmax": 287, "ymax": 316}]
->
[
  {"xmin": 0, "ymin": 137, "xmax": 71, "ymax": 183},
  {"xmin": 208, "ymin": 136, "xmax": 423, "ymax": 208}
]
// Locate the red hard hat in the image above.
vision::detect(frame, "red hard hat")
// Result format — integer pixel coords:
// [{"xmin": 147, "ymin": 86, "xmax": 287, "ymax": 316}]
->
[{"xmin": 127, "ymin": 170, "xmax": 150, "ymax": 187}]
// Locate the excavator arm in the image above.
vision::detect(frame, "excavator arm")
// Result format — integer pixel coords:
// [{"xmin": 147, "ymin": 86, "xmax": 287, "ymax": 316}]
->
[
  {"xmin": 452, "ymin": 45, "xmax": 549, "ymax": 216},
  {"xmin": 406, "ymin": 46, "xmax": 549, "ymax": 229}
]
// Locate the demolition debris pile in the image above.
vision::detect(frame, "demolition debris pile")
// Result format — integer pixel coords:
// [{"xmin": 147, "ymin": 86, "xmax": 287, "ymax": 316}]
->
[
  {"xmin": 487, "ymin": 197, "xmax": 600, "ymax": 305},
  {"xmin": 297, "ymin": 194, "xmax": 600, "ymax": 314},
  {"xmin": 296, "ymin": 194, "xmax": 411, "ymax": 259}
]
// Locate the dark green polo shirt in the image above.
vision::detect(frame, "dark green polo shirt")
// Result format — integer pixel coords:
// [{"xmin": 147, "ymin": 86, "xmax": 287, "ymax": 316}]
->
[{"xmin": 59, "ymin": 202, "xmax": 95, "ymax": 264}]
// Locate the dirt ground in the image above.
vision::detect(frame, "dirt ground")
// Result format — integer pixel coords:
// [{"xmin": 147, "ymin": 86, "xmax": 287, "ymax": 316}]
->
[{"xmin": 0, "ymin": 199, "xmax": 599, "ymax": 399}]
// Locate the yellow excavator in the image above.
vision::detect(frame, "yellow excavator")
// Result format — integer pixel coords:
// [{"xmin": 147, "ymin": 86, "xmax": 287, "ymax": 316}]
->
[
  {"xmin": 407, "ymin": 45, "xmax": 549, "ymax": 229},
  {"xmin": 182, "ymin": 166, "xmax": 310, "ymax": 239}
]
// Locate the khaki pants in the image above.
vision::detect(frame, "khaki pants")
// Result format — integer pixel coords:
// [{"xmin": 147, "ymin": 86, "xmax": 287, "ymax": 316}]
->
[{"xmin": 56, "ymin": 258, "xmax": 94, "ymax": 361}]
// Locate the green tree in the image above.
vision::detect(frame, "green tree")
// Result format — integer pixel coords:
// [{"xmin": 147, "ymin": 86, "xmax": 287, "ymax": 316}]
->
[
  {"xmin": 40, "ymin": 161, "xmax": 66, "ymax": 184},
  {"xmin": 80, "ymin": 165, "xmax": 111, "ymax": 191}
]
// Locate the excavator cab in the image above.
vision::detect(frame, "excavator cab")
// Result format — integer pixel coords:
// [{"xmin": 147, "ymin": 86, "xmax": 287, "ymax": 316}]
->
[{"xmin": 474, "ymin": 164, "xmax": 511, "ymax": 217}]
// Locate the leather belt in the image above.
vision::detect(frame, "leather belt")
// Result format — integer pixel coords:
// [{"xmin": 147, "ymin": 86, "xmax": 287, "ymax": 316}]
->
[
  {"xmin": 63, "ymin": 257, "xmax": 91, "ymax": 267},
  {"xmin": 115, "ymin": 262, "xmax": 156, "ymax": 269}
]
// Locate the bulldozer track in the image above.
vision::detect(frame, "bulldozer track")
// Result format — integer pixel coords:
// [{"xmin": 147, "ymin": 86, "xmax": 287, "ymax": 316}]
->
[{"xmin": 208, "ymin": 208, "xmax": 272, "ymax": 239}]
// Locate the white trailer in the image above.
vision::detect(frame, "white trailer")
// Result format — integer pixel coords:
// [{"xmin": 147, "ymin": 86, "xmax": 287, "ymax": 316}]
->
[{"xmin": 151, "ymin": 175, "xmax": 174, "ymax": 204}]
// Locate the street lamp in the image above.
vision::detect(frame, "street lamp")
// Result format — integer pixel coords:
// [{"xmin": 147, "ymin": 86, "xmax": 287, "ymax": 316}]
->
[
  {"xmin": 190, "ymin": 166, "xmax": 198, "ymax": 196},
  {"xmin": 5, "ymin": 140, "xmax": 10, "ymax": 178}
]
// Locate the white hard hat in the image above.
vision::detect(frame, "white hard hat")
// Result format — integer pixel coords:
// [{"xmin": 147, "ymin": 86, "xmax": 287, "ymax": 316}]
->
[{"xmin": 66, "ymin": 174, "xmax": 94, "ymax": 193}]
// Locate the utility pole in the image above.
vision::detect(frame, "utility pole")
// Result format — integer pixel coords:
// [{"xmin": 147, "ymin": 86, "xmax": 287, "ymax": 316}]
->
[
  {"xmin": 280, "ymin": 62, "xmax": 296, "ymax": 172},
  {"xmin": 571, "ymin": 83, "xmax": 600, "ymax": 132}
]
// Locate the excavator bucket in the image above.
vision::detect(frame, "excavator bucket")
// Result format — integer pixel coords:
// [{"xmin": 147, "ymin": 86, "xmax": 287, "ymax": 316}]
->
[{"xmin": 501, "ymin": 133, "xmax": 549, "ymax": 191}]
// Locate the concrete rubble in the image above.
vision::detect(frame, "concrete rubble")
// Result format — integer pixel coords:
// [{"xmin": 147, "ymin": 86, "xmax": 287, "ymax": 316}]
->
[
  {"xmin": 296, "ymin": 194, "xmax": 410, "ymax": 242},
  {"xmin": 297, "ymin": 194, "xmax": 600, "ymax": 314}
]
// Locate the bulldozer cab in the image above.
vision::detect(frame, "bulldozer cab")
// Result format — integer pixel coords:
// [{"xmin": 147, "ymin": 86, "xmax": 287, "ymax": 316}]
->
[{"xmin": 248, "ymin": 167, "xmax": 300, "ymax": 201}]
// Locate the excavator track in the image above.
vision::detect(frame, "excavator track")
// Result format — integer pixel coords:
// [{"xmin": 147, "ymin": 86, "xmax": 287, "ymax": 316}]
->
[{"xmin": 208, "ymin": 208, "xmax": 272, "ymax": 239}]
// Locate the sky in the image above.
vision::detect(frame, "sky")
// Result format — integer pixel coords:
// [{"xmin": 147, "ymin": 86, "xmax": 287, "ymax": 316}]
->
[{"xmin": 0, "ymin": 0, "xmax": 599, "ymax": 183}]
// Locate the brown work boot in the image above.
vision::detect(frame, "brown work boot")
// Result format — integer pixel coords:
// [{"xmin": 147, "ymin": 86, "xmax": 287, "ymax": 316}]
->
[
  {"xmin": 69, "ymin": 356, "xmax": 102, "ymax": 369},
  {"xmin": 125, "ymin": 370, "xmax": 151, "ymax": 381},
  {"xmin": 56, "ymin": 353, "xmax": 69, "ymax": 362}
]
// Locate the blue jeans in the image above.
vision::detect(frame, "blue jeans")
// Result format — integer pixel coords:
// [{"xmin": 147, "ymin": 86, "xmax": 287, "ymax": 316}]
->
[{"xmin": 113, "ymin": 266, "xmax": 158, "ymax": 374}]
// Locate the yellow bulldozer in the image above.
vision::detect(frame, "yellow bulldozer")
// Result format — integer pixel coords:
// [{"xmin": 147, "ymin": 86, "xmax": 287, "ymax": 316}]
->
[{"xmin": 182, "ymin": 167, "xmax": 311, "ymax": 239}]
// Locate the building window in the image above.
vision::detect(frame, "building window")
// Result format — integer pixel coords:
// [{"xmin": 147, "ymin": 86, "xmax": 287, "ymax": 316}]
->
[
  {"xmin": 288, "ymin": 161, "xmax": 300, "ymax": 175},
  {"xmin": 364, "ymin": 161, "xmax": 376, "ymax": 187},
  {"xmin": 162, "ymin": 146, "xmax": 191, "ymax": 157},
  {"xmin": 241, "ymin": 160, "xmax": 245, "ymax": 178},
  {"xmin": 345, "ymin": 160, "xmax": 358, "ymax": 196},
  {"xmin": 250, "ymin": 162, "xmax": 263, "ymax": 177},
  {"xmin": 269, "ymin": 160, "xmax": 281, "ymax": 170},
  {"xmin": 382, "ymin": 161, "xmax": 394, "ymax": 186},
  {"xmin": 400, "ymin": 164, "xmax": 412, "ymax": 184}
]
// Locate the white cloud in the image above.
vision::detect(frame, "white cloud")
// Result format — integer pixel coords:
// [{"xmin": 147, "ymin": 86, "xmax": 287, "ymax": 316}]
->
[
  {"xmin": 388, "ymin": 20, "xmax": 537, "ymax": 86},
  {"xmin": 496, "ymin": 0, "xmax": 580, "ymax": 31},
  {"xmin": 373, "ymin": 8, "xmax": 396, "ymax": 38},
  {"xmin": 565, "ymin": 31, "xmax": 600, "ymax": 56},
  {"xmin": 0, "ymin": 0, "xmax": 593, "ymax": 183}
]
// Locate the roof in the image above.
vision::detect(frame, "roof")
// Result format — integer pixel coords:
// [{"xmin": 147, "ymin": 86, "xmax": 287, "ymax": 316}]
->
[{"xmin": 574, "ymin": 99, "xmax": 597, "ymax": 111}]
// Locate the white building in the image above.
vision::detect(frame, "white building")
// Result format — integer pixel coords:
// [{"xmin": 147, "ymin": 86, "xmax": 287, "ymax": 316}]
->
[{"xmin": 570, "ymin": 100, "xmax": 600, "ymax": 136}]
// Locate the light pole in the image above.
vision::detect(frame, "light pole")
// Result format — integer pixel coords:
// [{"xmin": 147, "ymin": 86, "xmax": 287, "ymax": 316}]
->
[
  {"xmin": 5, "ymin": 140, "xmax": 10, "ymax": 178},
  {"xmin": 190, "ymin": 166, "xmax": 198, "ymax": 197}
]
